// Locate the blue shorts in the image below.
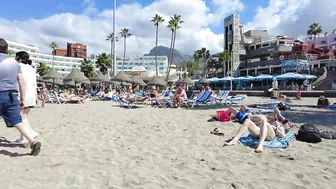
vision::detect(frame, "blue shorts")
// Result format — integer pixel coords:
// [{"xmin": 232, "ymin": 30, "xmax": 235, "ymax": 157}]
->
[{"xmin": 0, "ymin": 92, "xmax": 22, "ymax": 127}]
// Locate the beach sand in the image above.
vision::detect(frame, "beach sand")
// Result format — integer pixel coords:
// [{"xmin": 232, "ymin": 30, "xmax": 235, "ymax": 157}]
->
[{"xmin": 0, "ymin": 97, "xmax": 335, "ymax": 189}]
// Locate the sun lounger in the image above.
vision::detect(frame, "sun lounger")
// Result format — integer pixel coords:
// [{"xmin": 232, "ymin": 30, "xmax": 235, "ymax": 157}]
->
[
  {"xmin": 226, "ymin": 95, "xmax": 247, "ymax": 104},
  {"xmin": 188, "ymin": 91, "xmax": 214, "ymax": 108},
  {"xmin": 214, "ymin": 90, "xmax": 230, "ymax": 104},
  {"xmin": 119, "ymin": 96, "xmax": 148, "ymax": 108}
]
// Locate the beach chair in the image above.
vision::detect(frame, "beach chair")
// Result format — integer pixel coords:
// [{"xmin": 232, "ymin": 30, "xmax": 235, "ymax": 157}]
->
[
  {"xmin": 151, "ymin": 90, "xmax": 169, "ymax": 107},
  {"xmin": 188, "ymin": 91, "xmax": 214, "ymax": 108},
  {"xmin": 119, "ymin": 96, "xmax": 148, "ymax": 108},
  {"xmin": 214, "ymin": 90, "xmax": 230, "ymax": 104},
  {"xmin": 49, "ymin": 91, "xmax": 62, "ymax": 104},
  {"xmin": 226, "ymin": 95, "xmax": 247, "ymax": 105}
]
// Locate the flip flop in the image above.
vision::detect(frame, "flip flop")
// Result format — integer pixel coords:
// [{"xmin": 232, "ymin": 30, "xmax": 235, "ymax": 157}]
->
[
  {"xmin": 30, "ymin": 142, "xmax": 41, "ymax": 156},
  {"xmin": 210, "ymin": 128, "xmax": 225, "ymax": 136}
]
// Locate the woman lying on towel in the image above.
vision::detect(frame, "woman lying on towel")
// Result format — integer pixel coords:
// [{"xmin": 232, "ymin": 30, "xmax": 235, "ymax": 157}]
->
[{"xmin": 224, "ymin": 105, "xmax": 286, "ymax": 153}]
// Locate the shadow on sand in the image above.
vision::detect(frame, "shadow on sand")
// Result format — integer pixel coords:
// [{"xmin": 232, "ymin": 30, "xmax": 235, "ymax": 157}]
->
[{"xmin": 0, "ymin": 137, "xmax": 30, "ymax": 157}]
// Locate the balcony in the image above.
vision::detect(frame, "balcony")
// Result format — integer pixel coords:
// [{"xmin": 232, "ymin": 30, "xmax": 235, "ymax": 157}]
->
[
  {"xmin": 243, "ymin": 45, "xmax": 293, "ymax": 59},
  {"xmin": 239, "ymin": 59, "xmax": 281, "ymax": 69}
]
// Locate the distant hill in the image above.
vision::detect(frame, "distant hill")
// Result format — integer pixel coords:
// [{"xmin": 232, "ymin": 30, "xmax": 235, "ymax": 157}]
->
[{"xmin": 144, "ymin": 46, "xmax": 193, "ymax": 65}]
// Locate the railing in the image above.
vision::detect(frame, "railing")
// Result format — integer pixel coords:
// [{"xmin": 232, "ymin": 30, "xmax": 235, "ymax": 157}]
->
[{"xmin": 313, "ymin": 67, "xmax": 327, "ymax": 87}]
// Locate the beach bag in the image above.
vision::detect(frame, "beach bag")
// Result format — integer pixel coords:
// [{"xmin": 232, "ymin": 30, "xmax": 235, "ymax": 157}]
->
[
  {"xmin": 277, "ymin": 102, "xmax": 290, "ymax": 110},
  {"xmin": 296, "ymin": 124, "xmax": 322, "ymax": 143},
  {"xmin": 320, "ymin": 130, "xmax": 336, "ymax": 139},
  {"xmin": 216, "ymin": 111, "xmax": 230, "ymax": 122}
]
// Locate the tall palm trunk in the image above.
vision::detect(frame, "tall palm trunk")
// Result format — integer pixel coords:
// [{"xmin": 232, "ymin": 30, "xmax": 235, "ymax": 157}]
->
[
  {"xmin": 165, "ymin": 30, "xmax": 174, "ymax": 82},
  {"xmin": 122, "ymin": 37, "xmax": 126, "ymax": 71},
  {"xmin": 169, "ymin": 29, "xmax": 177, "ymax": 76},
  {"xmin": 155, "ymin": 25, "xmax": 159, "ymax": 77},
  {"xmin": 110, "ymin": 39, "xmax": 113, "ymax": 74},
  {"xmin": 52, "ymin": 54, "xmax": 54, "ymax": 68}
]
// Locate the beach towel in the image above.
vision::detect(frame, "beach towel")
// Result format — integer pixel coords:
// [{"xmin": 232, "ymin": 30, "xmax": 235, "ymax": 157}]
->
[{"xmin": 239, "ymin": 132, "xmax": 296, "ymax": 149}]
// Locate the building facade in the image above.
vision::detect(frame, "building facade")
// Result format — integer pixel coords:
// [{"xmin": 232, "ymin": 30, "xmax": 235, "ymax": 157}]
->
[
  {"xmin": 54, "ymin": 49, "xmax": 67, "ymax": 56},
  {"xmin": 67, "ymin": 42, "xmax": 87, "ymax": 58},
  {"xmin": 223, "ymin": 14, "xmax": 245, "ymax": 76},
  {"xmin": 106, "ymin": 56, "xmax": 169, "ymax": 73},
  {"xmin": 7, "ymin": 40, "xmax": 83, "ymax": 75}
]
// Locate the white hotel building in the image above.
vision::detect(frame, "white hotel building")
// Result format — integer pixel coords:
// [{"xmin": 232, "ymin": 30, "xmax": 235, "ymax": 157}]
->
[
  {"xmin": 7, "ymin": 40, "xmax": 83, "ymax": 75},
  {"xmin": 7, "ymin": 40, "xmax": 170, "ymax": 76}
]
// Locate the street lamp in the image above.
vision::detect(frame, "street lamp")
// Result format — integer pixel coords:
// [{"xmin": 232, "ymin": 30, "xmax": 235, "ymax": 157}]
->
[
  {"xmin": 230, "ymin": 50, "xmax": 234, "ymax": 91},
  {"xmin": 112, "ymin": 0, "xmax": 117, "ymax": 77}
]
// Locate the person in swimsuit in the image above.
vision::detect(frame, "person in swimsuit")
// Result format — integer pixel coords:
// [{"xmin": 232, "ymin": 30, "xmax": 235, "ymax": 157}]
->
[
  {"xmin": 173, "ymin": 85, "xmax": 187, "ymax": 108},
  {"xmin": 224, "ymin": 105, "xmax": 286, "ymax": 153},
  {"xmin": 15, "ymin": 51, "xmax": 39, "ymax": 144}
]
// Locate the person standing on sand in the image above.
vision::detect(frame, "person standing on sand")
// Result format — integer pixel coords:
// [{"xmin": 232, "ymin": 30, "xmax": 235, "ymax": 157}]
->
[
  {"xmin": 0, "ymin": 39, "xmax": 41, "ymax": 156},
  {"xmin": 15, "ymin": 51, "xmax": 39, "ymax": 145}
]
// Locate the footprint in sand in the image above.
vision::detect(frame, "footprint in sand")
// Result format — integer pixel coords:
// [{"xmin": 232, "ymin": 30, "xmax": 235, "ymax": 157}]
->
[{"xmin": 295, "ymin": 173, "xmax": 304, "ymax": 179}]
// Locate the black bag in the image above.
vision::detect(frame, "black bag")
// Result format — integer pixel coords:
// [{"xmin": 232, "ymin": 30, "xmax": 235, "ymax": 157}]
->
[
  {"xmin": 277, "ymin": 102, "xmax": 290, "ymax": 110},
  {"xmin": 296, "ymin": 124, "xmax": 322, "ymax": 143}
]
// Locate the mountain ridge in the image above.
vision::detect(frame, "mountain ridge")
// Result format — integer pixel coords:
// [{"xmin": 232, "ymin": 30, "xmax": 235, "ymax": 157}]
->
[{"xmin": 143, "ymin": 46, "xmax": 193, "ymax": 65}]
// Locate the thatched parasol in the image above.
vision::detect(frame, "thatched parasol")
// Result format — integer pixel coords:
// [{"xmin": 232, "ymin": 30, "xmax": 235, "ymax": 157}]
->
[
  {"xmin": 43, "ymin": 68, "xmax": 63, "ymax": 80},
  {"xmin": 63, "ymin": 68, "xmax": 90, "ymax": 88},
  {"xmin": 92, "ymin": 72, "xmax": 109, "ymax": 82},
  {"xmin": 182, "ymin": 75, "xmax": 194, "ymax": 85},
  {"xmin": 198, "ymin": 77, "xmax": 209, "ymax": 85},
  {"xmin": 113, "ymin": 71, "xmax": 132, "ymax": 83},
  {"xmin": 148, "ymin": 76, "xmax": 166, "ymax": 86}
]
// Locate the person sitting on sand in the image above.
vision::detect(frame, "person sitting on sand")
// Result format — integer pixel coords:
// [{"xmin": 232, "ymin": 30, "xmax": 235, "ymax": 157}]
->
[
  {"xmin": 173, "ymin": 85, "xmax": 187, "ymax": 108},
  {"xmin": 149, "ymin": 86, "xmax": 158, "ymax": 98},
  {"xmin": 224, "ymin": 105, "xmax": 286, "ymax": 153}
]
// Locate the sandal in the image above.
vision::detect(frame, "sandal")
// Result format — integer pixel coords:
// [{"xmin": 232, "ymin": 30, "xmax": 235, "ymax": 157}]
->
[
  {"xmin": 30, "ymin": 142, "xmax": 42, "ymax": 156},
  {"xmin": 210, "ymin": 128, "xmax": 225, "ymax": 136}
]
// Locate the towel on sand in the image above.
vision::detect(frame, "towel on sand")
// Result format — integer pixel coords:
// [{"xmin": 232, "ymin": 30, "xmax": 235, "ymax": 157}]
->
[{"xmin": 239, "ymin": 132, "xmax": 296, "ymax": 149}]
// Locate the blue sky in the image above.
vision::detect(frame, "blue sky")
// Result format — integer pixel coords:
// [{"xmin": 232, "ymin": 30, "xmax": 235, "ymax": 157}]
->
[{"xmin": 0, "ymin": 0, "xmax": 270, "ymax": 34}]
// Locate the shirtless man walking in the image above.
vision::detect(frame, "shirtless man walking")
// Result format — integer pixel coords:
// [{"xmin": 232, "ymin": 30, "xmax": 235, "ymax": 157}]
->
[{"xmin": 0, "ymin": 38, "xmax": 41, "ymax": 156}]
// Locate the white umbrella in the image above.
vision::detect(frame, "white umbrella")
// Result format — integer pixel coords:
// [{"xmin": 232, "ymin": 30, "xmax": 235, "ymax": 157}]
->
[
  {"xmin": 252, "ymin": 74, "xmax": 274, "ymax": 80},
  {"xmin": 275, "ymin": 73, "xmax": 305, "ymax": 80},
  {"xmin": 301, "ymin": 74, "xmax": 317, "ymax": 79}
]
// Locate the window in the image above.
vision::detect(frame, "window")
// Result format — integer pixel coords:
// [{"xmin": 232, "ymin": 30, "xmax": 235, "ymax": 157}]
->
[
  {"xmin": 262, "ymin": 43, "xmax": 269, "ymax": 47},
  {"xmin": 321, "ymin": 40, "xmax": 327, "ymax": 44},
  {"xmin": 229, "ymin": 24, "xmax": 232, "ymax": 31},
  {"xmin": 279, "ymin": 41, "xmax": 285, "ymax": 45},
  {"xmin": 159, "ymin": 67, "xmax": 164, "ymax": 70},
  {"xmin": 249, "ymin": 46, "xmax": 255, "ymax": 51},
  {"xmin": 256, "ymin": 45, "xmax": 261, "ymax": 49}
]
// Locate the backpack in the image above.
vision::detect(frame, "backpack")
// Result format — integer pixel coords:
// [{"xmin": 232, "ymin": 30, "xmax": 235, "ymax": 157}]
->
[{"xmin": 296, "ymin": 124, "xmax": 322, "ymax": 143}]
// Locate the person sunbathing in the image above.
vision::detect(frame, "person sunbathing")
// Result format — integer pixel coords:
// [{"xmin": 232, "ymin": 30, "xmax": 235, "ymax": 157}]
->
[
  {"xmin": 173, "ymin": 85, "xmax": 187, "ymax": 108},
  {"xmin": 57, "ymin": 91, "xmax": 85, "ymax": 103},
  {"xmin": 224, "ymin": 105, "xmax": 286, "ymax": 153}
]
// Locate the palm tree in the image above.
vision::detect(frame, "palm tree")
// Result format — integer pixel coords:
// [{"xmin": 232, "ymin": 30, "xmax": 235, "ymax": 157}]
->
[
  {"xmin": 307, "ymin": 23, "xmax": 323, "ymax": 46},
  {"xmin": 120, "ymin": 28, "xmax": 132, "ymax": 71},
  {"xmin": 36, "ymin": 62, "xmax": 51, "ymax": 76},
  {"xmin": 166, "ymin": 20, "xmax": 175, "ymax": 80},
  {"xmin": 80, "ymin": 58, "xmax": 96, "ymax": 79},
  {"xmin": 106, "ymin": 32, "xmax": 118, "ymax": 58},
  {"xmin": 7, "ymin": 50, "xmax": 15, "ymax": 57},
  {"xmin": 194, "ymin": 47, "xmax": 210, "ymax": 76},
  {"xmin": 151, "ymin": 14, "xmax": 165, "ymax": 77},
  {"xmin": 49, "ymin": 41, "xmax": 58, "ymax": 67},
  {"xmin": 165, "ymin": 14, "xmax": 184, "ymax": 82},
  {"xmin": 218, "ymin": 50, "xmax": 231, "ymax": 77},
  {"xmin": 95, "ymin": 53, "xmax": 112, "ymax": 75}
]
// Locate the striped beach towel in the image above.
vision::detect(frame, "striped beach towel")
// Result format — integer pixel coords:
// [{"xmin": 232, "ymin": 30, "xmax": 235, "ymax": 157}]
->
[{"xmin": 239, "ymin": 132, "xmax": 296, "ymax": 149}]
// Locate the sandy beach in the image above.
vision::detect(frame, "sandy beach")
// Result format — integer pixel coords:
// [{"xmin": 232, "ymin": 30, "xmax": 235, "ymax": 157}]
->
[{"xmin": 0, "ymin": 97, "xmax": 335, "ymax": 189}]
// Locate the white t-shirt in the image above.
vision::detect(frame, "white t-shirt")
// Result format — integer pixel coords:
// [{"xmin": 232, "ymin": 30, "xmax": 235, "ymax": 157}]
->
[
  {"xmin": 272, "ymin": 80, "xmax": 278, "ymax": 89},
  {"xmin": 303, "ymin": 80, "xmax": 308, "ymax": 86},
  {"xmin": 19, "ymin": 64, "xmax": 37, "ymax": 107}
]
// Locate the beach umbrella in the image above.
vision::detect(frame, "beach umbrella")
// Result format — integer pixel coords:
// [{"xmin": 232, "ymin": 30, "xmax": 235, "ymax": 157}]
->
[
  {"xmin": 92, "ymin": 71, "xmax": 109, "ymax": 82},
  {"xmin": 43, "ymin": 68, "xmax": 63, "ymax": 80},
  {"xmin": 148, "ymin": 76, "xmax": 166, "ymax": 86},
  {"xmin": 301, "ymin": 74, "xmax": 317, "ymax": 79},
  {"xmin": 137, "ymin": 77, "xmax": 147, "ymax": 86},
  {"xmin": 131, "ymin": 75, "xmax": 142, "ymax": 85},
  {"xmin": 275, "ymin": 73, "xmax": 305, "ymax": 80},
  {"xmin": 208, "ymin": 77, "xmax": 220, "ymax": 82},
  {"xmin": 181, "ymin": 75, "xmax": 194, "ymax": 85},
  {"xmin": 42, "ymin": 68, "xmax": 63, "ymax": 89},
  {"xmin": 168, "ymin": 74, "xmax": 179, "ymax": 82},
  {"xmin": 233, "ymin": 76, "xmax": 250, "ymax": 81},
  {"xmin": 175, "ymin": 76, "xmax": 184, "ymax": 84},
  {"xmin": 113, "ymin": 71, "xmax": 132, "ymax": 83},
  {"xmin": 253, "ymin": 74, "xmax": 274, "ymax": 80},
  {"xmin": 63, "ymin": 68, "xmax": 90, "ymax": 84},
  {"xmin": 198, "ymin": 77, "xmax": 209, "ymax": 84}
]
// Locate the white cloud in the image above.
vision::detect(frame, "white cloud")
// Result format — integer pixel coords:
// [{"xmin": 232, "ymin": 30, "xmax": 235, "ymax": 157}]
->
[
  {"xmin": 82, "ymin": 0, "xmax": 98, "ymax": 15},
  {"xmin": 245, "ymin": 0, "xmax": 336, "ymax": 37}
]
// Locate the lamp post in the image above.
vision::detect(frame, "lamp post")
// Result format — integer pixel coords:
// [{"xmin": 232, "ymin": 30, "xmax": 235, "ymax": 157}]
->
[
  {"xmin": 112, "ymin": 0, "xmax": 117, "ymax": 77},
  {"xmin": 230, "ymin": 50, "xmax": 234, "ymax": 91}
]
